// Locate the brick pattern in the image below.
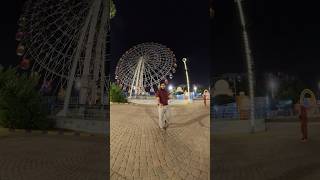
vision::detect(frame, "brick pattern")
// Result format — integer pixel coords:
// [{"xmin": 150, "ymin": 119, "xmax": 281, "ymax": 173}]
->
[
  {"xmin": 212, "ymin": 123, "xmax": 320, "ymax": 180},
  {"xmin": 0, "ymin": 134, "xmax": 107, "ymax": 180},
  {"xmin": 111, "ymin": 103, "xmax": 210, "ymax": 179}
]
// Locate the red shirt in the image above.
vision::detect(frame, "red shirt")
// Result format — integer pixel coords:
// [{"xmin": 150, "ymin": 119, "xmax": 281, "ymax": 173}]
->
[
  {"xmin": 299, "ymin": 106, "xmax": 308, "ymax": 122},
  {"xmin": 156, "ymin": 89, "xmax": 169, "ymax": 105}
]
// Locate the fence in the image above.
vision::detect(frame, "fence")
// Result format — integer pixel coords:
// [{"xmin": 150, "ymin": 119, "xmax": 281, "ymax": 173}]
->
[
  {"xmin": 211, "ymin": 105, "xmax": 269, "ymax": 120},
  {"xmin": 42, "ymin": 96, "xmax": 108, "ymax": 121},
  {"xmin": 211, "ymin": 97, "xmax": 269, "ymax": 120}
]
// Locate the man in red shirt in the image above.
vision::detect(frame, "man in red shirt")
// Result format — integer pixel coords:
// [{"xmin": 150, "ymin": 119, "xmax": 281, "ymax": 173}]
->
[
  {"xmin": 203, "ymin": 90, "xmax": 209, "ymax": 107},
  {"xmin": 156, "ymin": 81, "xmax": 170, "ymax": 130},
  {"xmin": 299, "ymin": 105, "xmax": 308, "ymax": 142}
]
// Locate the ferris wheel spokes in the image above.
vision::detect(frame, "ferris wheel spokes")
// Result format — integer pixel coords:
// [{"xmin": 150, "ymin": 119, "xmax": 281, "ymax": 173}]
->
[{"xmin": 116, "ymin": 42, "xmax": 177, "ymax": 98}]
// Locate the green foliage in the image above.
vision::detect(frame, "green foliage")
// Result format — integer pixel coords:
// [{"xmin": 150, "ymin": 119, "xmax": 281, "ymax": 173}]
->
[
  {"xmin": 213, "ymin": 95, "xmax": 234, "ymax": 105},
  {"xmin": 276, "ymin": 79, "xmax": 307, "ymax": 103},
  {"xmin": 237, "ymin": 77, "xmax": 249, "ymax": 95},
  {"xmin": 174, "ymin": 91, "xmax": 184, "ymax": 95},
  {"xmin": 0, "ymin": 68, "xmax": 53, "ymax": 130},
  {"xmin": 196, "ymin": 87, "xmax": 206, "ymax": 94},
  {"xmin": 110, "ymin": 0, "xmax": 116, "ymax": 19},
  {"xmin": 110, "ymin": 83, "xmax": 127, "ymax": 103}
]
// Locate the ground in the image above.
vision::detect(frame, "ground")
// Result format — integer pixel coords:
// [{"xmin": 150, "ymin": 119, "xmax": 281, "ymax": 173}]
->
[
  {"xmin": 0, "ymin": 130, "xmax": 107, "ymax": 180},
  {"xmin": 110, "ymin": 101, "xmax": 210, "ymax": 180},
  {"xmin": 2, "ymin": 104, "xmax": 318, "ymax": 180},
  {"xmin": 212, "ymin": 122, "xmax": 320, "ymax": 180}
]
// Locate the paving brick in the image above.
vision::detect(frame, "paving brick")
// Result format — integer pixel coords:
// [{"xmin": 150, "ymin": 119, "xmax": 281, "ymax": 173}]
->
[
  {"xmin": 0, "ymin": 135, "xmax": 107, "ymax": 180},
  {"xmin": 111, "ymin": 103, "xmax": 210, "ymax": 179},
  {"xmin": 212, "ymin": 122, "xmax": 320, "ymax": 180}
]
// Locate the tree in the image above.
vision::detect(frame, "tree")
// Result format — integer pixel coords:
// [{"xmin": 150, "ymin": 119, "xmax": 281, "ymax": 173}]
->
[
  {"xmin": 276, "ymin": 78, "xmax": 307, "ymax": 103},
  {"xmin": 0, "ymin": 68, "xmax": 53, "ymax": 130},
  {"xmin": 213, "ymin": 95, "xmax": 234, "ymax": 105},
  {"xmin": 197, "ymin": 87, "xmax": 207, "ymax": 94},
  {"xmin": 237, "ymin": 77, "xmax": 249, "ymax": 95},
  {"xmin": 110, "ymin": 83, "xmax": 127, "ymax": 103},
  {"xmin": 110, "ymin": 0, "xmax": 116, "ymax": 19}
]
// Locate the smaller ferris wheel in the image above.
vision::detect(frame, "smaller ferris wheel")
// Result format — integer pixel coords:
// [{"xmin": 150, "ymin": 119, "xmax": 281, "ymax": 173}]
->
[{"xmin": 115, "ymin": 42, "xmax": 177, "ymax": 97}]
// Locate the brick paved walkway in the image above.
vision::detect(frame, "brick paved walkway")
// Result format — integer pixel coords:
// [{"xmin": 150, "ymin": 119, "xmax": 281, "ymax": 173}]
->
[
  {"xmin": 212, "ymin": 122, "xmax": 320, "ymax": 180},
  {"xmin": 110, "ymin": 102, "xmax": 210, "ymax": 180},
  {"xmin": 0, "ymin": 133, "xmax": 107, "ymax": 180}
]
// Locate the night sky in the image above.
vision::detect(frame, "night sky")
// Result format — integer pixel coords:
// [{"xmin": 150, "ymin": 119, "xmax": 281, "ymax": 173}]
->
[
  {"xmin": 212, "ymin": 0, "xmax": 320, "ymax": 87},
  {"xmin": 111, "ymin": 0, "xmax": 211, "ymax": 88},
  {"xmin": 2, "ymin": 0, "xmax": 320, "ymax": 89},
  {"xmin": 0, "ymin": 1, "xmax": 25, "ymax": 67}
]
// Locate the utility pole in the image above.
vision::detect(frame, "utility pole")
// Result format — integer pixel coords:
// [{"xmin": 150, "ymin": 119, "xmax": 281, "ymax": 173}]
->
[{"xmin": 235, "ymin": 0, "xmax": 256, "ymax": 133}]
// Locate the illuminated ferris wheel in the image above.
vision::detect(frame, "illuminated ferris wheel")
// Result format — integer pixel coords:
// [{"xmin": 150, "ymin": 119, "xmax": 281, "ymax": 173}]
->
[
  {"xmin": 16, "ymin": 0, "xmax": 115, "ymax": 115},
  {"xmin": 115, "ymin": 42, "xmax": 177, "ymax": 97}
]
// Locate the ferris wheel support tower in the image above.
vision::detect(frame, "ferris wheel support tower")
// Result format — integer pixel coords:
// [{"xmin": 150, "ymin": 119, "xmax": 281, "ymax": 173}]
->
[
  {"xmin": 60, "ymin": 0, "xmax": 110, "ymax": 116},
  {"xmin": 129, "ymin": 57, "xmax": 146, "ymax": 98}
]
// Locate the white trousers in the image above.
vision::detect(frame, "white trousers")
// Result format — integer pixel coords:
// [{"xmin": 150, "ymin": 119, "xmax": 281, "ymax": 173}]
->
[{"xmin": 158, "ymin": 105, "xmax": 169, "ymax": 128}]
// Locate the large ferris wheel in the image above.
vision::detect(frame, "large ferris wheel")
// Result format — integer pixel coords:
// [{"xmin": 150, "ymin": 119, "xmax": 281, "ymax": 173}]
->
[
  {"xmin": 16, "ymin": 0, "xmax": 115, "ymax": 115},
  {"xmin": 115, "ymin": 42, "xmax": 177, "ymax": 98}
]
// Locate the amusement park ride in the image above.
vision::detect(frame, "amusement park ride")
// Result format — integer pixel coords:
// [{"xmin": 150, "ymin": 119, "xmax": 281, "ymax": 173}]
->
[
  {"xmin": 15, "ymin": 0, "xmax": 116, "ymax": 116},
  {"xmin": 115, "ymin": 42, "xmax": 177, "ymax": 98}
]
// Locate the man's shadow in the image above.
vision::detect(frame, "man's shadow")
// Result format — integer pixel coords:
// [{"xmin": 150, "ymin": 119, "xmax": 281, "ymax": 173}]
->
[
  {"xmin": 144, "ymin": 106, "xmax": 161, "ymax": 127},
  {"xmin": 169, "ymin": 113, "xmax": 209, "ymax": 129},
  {"xmin": 144, "ymin": 106, "xmax": 209, "ymax": 129}
]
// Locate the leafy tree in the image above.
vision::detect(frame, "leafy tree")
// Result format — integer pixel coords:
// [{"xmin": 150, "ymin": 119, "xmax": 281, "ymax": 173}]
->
[
  {"xmin": 110, "ymin": 83, "xmax": 127, "ymax": 103},
  {"xmin": 0, "ymin": 68, "xmax": 53, "ymax": 130},
  {"xmin": 276, "ymin": 78, "xmax": 307, "ymax": 103},
  {"xmin": 110, "ymin": 0, "xmax": 116, "ymax": 19},
  {"xmin": 197, "ymin": 87, "xmax": 207, "ymax": 94},
  {"xmin": 237, "ymin": 77, "xmax": 249, "ymax": 95},
  {"xmin": 213, "ymin": 95, "xmax": 234, "ymax": 105}
]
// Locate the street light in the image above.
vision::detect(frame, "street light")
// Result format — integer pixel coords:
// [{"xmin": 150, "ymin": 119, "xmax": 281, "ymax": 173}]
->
[
  {"xmin": 194, "ymin": 86, "xmax": 197, "ymax": 98},
  {"xmin": 182, "ymin": 58, "xmax": 191, "ymax": 102},
  {"xmin": 270, "ymin": 80, "xmax": 274, "ymax": 98},
  {"xmin": 168, "ymin": 84, "xmax": 173, "ymax": 91},
  {"xmin": 317, "ymin": 82, "xmax": 320, "ymax": 100},
  {"xmin": 235, "ymin": 0, "xmax": 256, "ymax": 133},
  {"xmin": 269, "ymin": 79, "xmax": 277, "ymax": 99}
]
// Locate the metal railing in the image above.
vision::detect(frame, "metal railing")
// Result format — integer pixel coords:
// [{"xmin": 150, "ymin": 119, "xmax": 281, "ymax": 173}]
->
[
  {"xmin": 41, "ymin": 96, "xmax": 109, "ymax": 120},
  {"xmin": 211, "ymin": 106, "xmax": 268, "ymax": 120}
]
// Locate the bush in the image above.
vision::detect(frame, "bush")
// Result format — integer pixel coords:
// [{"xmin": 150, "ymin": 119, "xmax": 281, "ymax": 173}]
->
[
  {"xmin": 110, "ymin": 83, "xmax": 127, "ymax": 103},
  {"xmin": 0, "ymin": 68, "xmax": 53, "ymax": 130},
  {"xmin": 174, "ymin": 91, "xmax": 184, "ymax": 95},
  {"xmin": 213, "ymin": 95, "xmax": 235, "ymax": 105}
]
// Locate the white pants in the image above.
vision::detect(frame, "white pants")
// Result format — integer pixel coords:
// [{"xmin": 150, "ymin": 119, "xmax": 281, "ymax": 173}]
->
[{"xmin": 158, "ymin": 105, "xmax": 169, "ymax": 128}]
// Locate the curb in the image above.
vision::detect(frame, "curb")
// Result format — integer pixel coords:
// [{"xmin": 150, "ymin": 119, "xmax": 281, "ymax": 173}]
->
[
  {"xmin": 6, "ymin": 128, "xmax": 106, "ymax": 138},
  {"xmin": 110, "ymin": 102, "xmax": 130, "ymax": 105}
]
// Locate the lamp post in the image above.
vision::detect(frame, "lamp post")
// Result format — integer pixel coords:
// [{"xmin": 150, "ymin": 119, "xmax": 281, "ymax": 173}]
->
[
  {"xmin": 182, "ymin": 58, "xmax": 191, "ymax": 102},
  {"xmin": 270, "ymin": 79, "xmax": 276, "ymax": 99},
  {"xmin": 317, "ymin": 82, "xmax": 320, "ymax": 101},
  {"xmin": 168, "ymin": 85, "xmax": 173, "ymax": 92},
  {"xmin": 235, "ymin": 0, "xmax": 256, "ymax": 133}
]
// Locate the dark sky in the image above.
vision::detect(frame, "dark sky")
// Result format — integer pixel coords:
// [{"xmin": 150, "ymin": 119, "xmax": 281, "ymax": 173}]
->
[
  {"xmin": 111, "ymin": 0, "xmax": 211, "ymax": 87},
  {"xmin": 0, "ymin": 1, "xmax": 25, "ymax": 67},
  {"xmin": 3, "ymin": 1, "xmax": 320, "ymax": 88},
  {"xmin": 212, "ymin": 0, "xmax": 320, "ymax": 86}
]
